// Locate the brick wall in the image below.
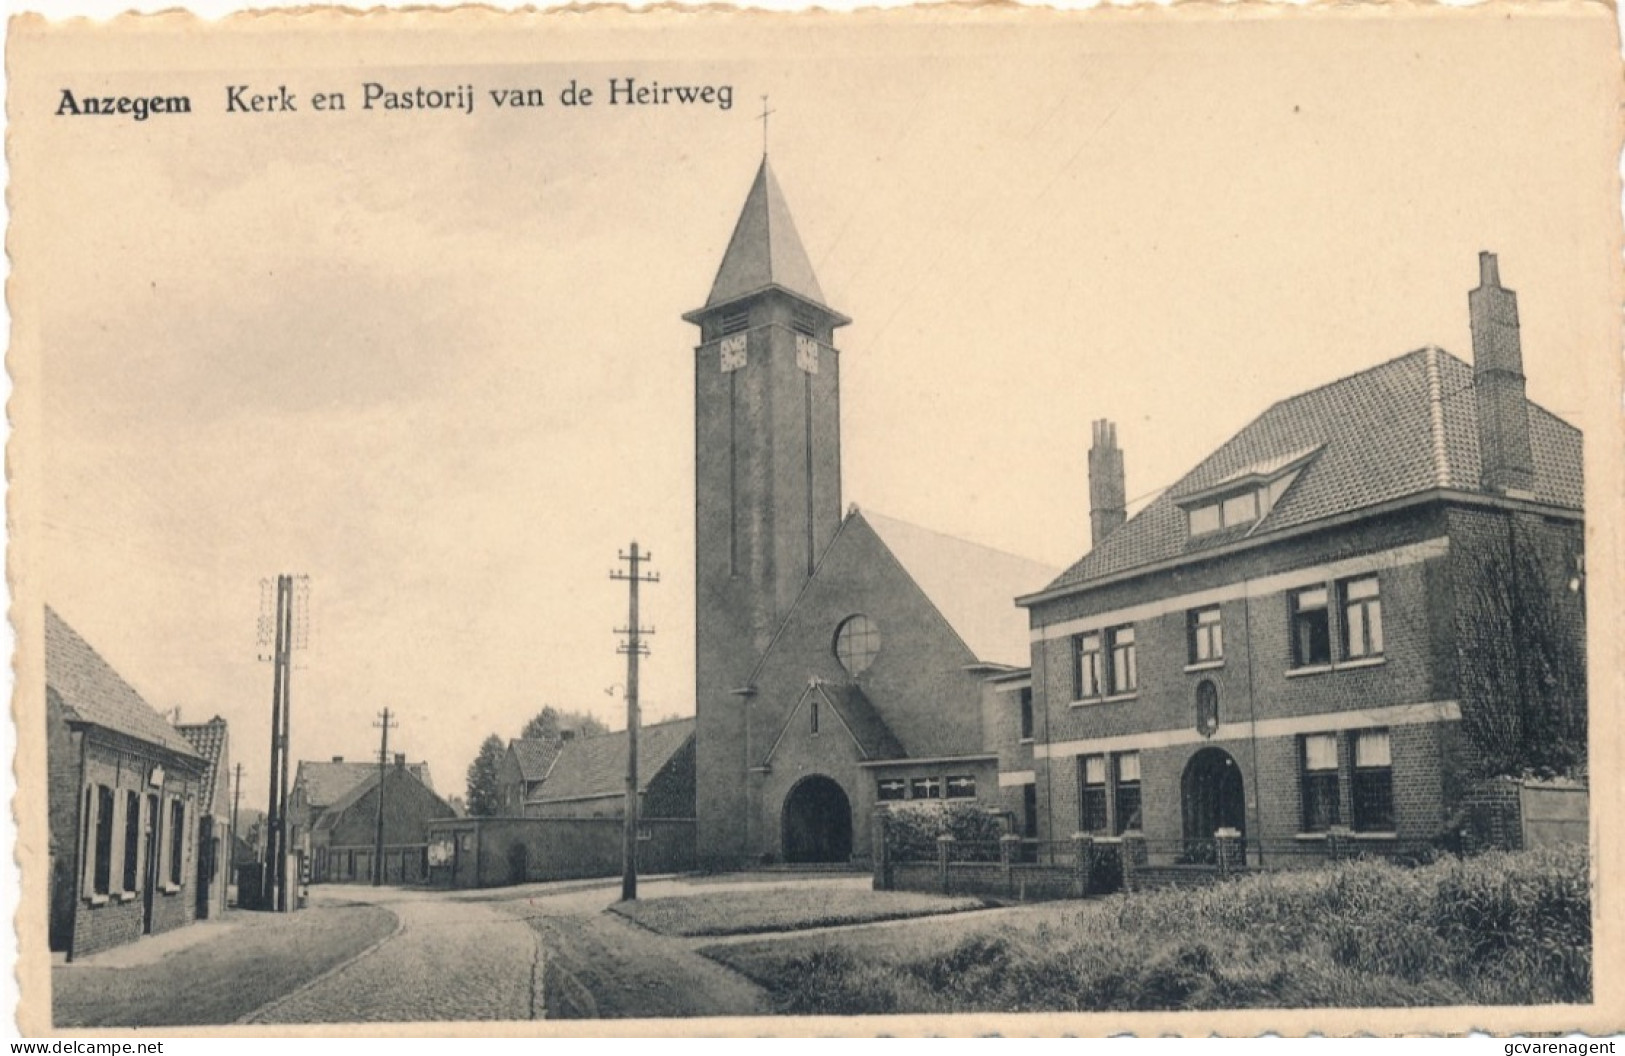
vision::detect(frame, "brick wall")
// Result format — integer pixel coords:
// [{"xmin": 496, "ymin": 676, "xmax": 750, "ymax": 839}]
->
[{"xmin": 427, "ymin": 816, "xmax": 695, "ymax": 888}]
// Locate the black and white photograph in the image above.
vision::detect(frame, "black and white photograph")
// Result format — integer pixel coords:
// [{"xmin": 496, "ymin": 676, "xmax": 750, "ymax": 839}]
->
[{"xmin": 6, "ymin": 4, "xmax": 1620, "ymax": 1035}]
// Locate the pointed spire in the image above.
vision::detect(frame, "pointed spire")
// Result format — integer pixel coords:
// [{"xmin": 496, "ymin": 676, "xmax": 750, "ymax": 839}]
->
[{"xmin": 701, "ymin": 158, "xmax": 829, "ymax": 312}]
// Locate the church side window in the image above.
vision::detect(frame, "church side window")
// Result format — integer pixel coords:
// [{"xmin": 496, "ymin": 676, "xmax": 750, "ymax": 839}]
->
[
  {"xmin": 834, "ymin": 615, "xmax": 880, "ymax": 676},
  {"xmin": 910, "ymin": 776, "xmax": 941, "ymax": 800},
  {"xmin": 876, "ymin": 778, "xmax": 906, "ymax": 802},
  {"xmin": 945, "ymin": 776, "xmax": 976, "ymax": 799}
]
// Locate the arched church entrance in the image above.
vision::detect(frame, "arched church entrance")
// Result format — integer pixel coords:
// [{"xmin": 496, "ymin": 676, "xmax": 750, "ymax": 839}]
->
[
  {"xmin": 1181, "ymin": 747, "xmax": 1246, "ymax": 852},
  {"xmin": 781, "ymin": 775, "xmax": 854, "ymax": 864}
]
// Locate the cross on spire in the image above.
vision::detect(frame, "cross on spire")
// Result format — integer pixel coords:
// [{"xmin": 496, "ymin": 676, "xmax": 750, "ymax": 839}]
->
[{"xmin": 759, "ymin": 95, "xmax": 775, "ymax": 157}]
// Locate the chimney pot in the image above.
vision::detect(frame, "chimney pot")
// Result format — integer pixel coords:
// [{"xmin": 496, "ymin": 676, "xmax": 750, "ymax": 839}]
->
[{"xmin": 1479, "ymin": 251, "xmax": 1500, "ymax": 288}]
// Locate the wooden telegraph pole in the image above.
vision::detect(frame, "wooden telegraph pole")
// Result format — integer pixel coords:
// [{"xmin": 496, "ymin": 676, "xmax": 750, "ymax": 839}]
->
[
  {"xmin": 372, "ymin": 708, "xmax": 397, "ymax": 886},
  {"xmin": 611, "ymin": 542, "xmax": 658, "ymax": 902},
  {"xmin": 257, "ymin": 575, "xmax": 309, "ymax": 912}
]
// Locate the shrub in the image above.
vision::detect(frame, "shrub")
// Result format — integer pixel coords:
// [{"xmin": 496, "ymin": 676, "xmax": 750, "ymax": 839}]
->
[{"xmin": 882, "ymin": 801, "xmax": 1006, "ymax": 862}]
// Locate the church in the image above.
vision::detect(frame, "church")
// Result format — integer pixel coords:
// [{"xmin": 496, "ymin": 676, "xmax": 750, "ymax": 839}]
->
[{"xmin": 686, "ymin": 159, "xmax": 1057, "ymax": 868}]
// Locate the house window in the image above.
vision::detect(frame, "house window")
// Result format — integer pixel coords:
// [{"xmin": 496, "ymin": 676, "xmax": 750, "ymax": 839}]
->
[
  {"xmin": 1352, "ymin": 730, "xmax": 1394, "ymax": 832},
  {"xmin": 1341, "ymin": 576, "xmax": 1384, "ymax": 659},
  {"xmin": 1071, "ymin": 632, "xmax": 1103, "ymax": 700},
  {"xmin": 911, "ymin": 776, "xmax": 942, "ymax": 800},
  {"xmin": 1107, "ymin": 625, "xmax": 1137, "ymax": 694},
  {"xmin": 169, "ymin": 799, "xmax": 186, "ymax": 886},
  {"xmin": 876, "ymin": 778, "xmax": 906, "ymax": 802},
  {"xmin": 1188, "ymin": 503, "xmax": 1222, "ymax": 535},
  {"xmin": 1188, "ymin": 605, "xmax": 1223, "ymax": 663},
  {"xmin": 1022, "ymin": 784, "xmax": 1039, "ymax": 839},
  {"xmin": 1300, "ymin": 733, "xmax": 1341, "ymax": 832},
  {"xmin": 1291, "ymin": 586, "xmax": 1332, "ymax": 667},
  {"xmin": 91, "ymin": 785, "xmax": 114, "ymax": 896},
  {"xmin": 1080, "ymin": 755, "xmax": 1109, "ymax": 833},
  {"xmin": 945, "ymin": 775, "xmax": 977, "ymax": 799},
  {"xmin": 122, "ymin": 791, "xmax": 141, "ymax": 893},
  {"xmin": 810, "ymin": 700, "xmax": 819, "ymax": 735},
  {"xmin": 1114, "ymin": 753, "xmax": 1142, "ymax": 834},
  {"xmin": 834, "ymin": 614, "xmax": 880, "ymax": 676},
  {"xmin": 1018, "ymin": 688, "xmax": 1034, "ymax": 740}
]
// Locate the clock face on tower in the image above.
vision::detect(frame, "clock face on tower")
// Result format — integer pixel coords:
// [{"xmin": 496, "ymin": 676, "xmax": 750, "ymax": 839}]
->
[
  {"xmin": 719, "ymin": 334, "xmax": 748, "ymax": 373},
  {"xmin": 795, "ymin": 334, "xmax": 820, "ymax": 374}
]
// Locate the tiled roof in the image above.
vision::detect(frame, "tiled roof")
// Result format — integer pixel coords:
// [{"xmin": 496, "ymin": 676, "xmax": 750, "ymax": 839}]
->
[
  {"xmin": 1042, "ymin": 348, "xmax": 1583, "ymax": 594},
  {"xmin": 863, "ymin": 511, "xmax": 1058, "ymax": 667},
  {"xmin": 294, "ymin": 759, "xmax": 434, "ymax": 809},
  {"xmin": 696, "ymin": 158, "xmax": 829, "ymax": 313},
  {"xmin": 507, "ymin": 738, "xmax": 561, "ymax": 782},
  {"xmin": 176, "ymin": 717, "xmax": 229, "ymax": 814},
  {"xmin": 312, "ymin": 763, "xmax": 443, "ymax": 832},
  {"xmin": 528, "ymin": 718, "xmax": 695, "ymax": 804},
  {"xmin": 45, "ymin": 606, "xmax": 200, "ymax": 759}
]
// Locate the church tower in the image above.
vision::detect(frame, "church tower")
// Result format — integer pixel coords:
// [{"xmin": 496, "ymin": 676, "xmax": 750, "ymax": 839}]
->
[{"xmin": 684, "ymin": 159, "xmax": 849, "ymax": 865}]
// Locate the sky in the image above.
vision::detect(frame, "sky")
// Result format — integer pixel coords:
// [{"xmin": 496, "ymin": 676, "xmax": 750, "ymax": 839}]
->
[{"xmin": 11, "ymin": 7, "xmax": 1620, "ymax": 815}]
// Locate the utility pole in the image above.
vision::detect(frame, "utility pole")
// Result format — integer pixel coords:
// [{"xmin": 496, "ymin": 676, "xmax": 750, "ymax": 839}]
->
[
  {"xmin": 372, "ymin": 708, "xmax": 397, "ymax": 886},
  {"xmin": 257, "ymin": 574, "xmax": 309, "ymax": 912},
  {"xmin": 611, "ymin": 542, "xmax": 658, "ymax": 902},
  {"xmin": 230, "ymin": 763, "xmax": 243, "ymax": 896}
]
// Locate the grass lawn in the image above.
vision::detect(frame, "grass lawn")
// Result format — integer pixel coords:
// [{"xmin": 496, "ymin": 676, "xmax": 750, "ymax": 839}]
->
[
  {"xmin": 610, "ymin": 885, "xmax": 990, "ymax": 937},
  {"xmin": 702, "ymin": 847, "xmax": 1591, "ymax": 1014},
  {"xmin": 53, "ymin": 902, "xmax": 398, "ymax": 1027}
]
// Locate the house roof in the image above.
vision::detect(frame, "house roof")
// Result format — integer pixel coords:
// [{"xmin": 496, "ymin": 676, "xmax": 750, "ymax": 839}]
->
[
  {"xmin": 863, "ymin": 510, "xmax": 1059, "ymax": 667},
  {"xmin": 176, "ymin": 717, "xmax": 229, "ymax": 814},
  {"xmin": 507, "ymin": 738, "xmax": 561, "ymax": 782},
  {"xmin": 528, "ymin": 718, "xmax": 695, "ymax": 804},
  {"xmin": 312, "ymin": 763, "xmax": 444, "ymax": 832},
  {"xmin": 44, "ymin": 606, "xmax": 201, "ymax": 759},
  {"xmin": 1041, "ymin": 348, "xmax": 1584, "ymax": 595},
  {"xmin": 294, "ymin": 759, "xmax": 434, "ymax": 810},
  {"xmin": 693, "ymin": 157, "xmax": 835, "ymax": 316}
]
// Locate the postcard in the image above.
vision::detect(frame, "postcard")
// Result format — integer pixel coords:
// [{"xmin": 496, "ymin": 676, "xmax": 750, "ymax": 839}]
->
[{"xmin": 7, "ymin": 3, "xmax": 1622, "ymax": 1036}]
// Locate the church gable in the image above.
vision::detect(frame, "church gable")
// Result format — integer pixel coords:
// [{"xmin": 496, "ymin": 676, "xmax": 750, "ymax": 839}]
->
[
  {"xmin": 746, "ymin": 510, "xmax": 988, "ymax": 762},
  {"xmin": 762, "ymin": 680, "xmax": 903, "ymax": 767}
]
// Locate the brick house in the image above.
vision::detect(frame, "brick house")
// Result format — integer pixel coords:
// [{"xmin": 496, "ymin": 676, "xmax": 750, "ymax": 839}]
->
[
  {"xmin": 175, "ymin": 716, "xmax": 232, "ymax": 918},
  {"xmin": 1007, "ymin": 254, "xmax": 1584, "ymax": 863},
  {"xmin": 307, "ymin": 754, "xmax": 457, "ymax": 884},
  {"xmin": 46, "ymin": 607, "xmax": 210, "ymax": 960},
  {"xmin": 687, "ymin": 161, "xmax": 1057, "ymax": 868}
]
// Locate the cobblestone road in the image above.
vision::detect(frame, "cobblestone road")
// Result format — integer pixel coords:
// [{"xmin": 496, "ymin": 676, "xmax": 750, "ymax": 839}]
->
[{"xmin": 248, "ymin": 888, "xmax": 545, "ymax": 1023}]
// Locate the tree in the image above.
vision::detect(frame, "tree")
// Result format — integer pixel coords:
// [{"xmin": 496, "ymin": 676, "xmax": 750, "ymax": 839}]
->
[
  {"xmin": 1457, "ymin": 516, "xmax": 1587, "ymax": 779},
  {"xmin": 520, "ymin": 705, "xmax": 608, "ymax": 743},
  {"xmin": 465, "ymin": 734, "xmax": 505, "ymax": 817}
]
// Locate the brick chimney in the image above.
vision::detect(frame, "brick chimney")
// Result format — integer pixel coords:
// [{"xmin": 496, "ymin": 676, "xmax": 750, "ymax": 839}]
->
[
  {"xmin": 394, "ymin": 752, "xmax": 407, "ymax": 770},
  {"xmin": 1470, "ymin": 252, "xmax": 1535, "ymax": 495},
  {"xmin": 1089, "ymin": 419, "xmax": 1127, "ymax": 548}
]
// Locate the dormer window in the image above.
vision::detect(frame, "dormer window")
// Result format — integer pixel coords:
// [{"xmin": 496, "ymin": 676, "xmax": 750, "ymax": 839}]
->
[{"xmin": 1176, "ymin": 446, "xmax": 1320, "ymax": 538}]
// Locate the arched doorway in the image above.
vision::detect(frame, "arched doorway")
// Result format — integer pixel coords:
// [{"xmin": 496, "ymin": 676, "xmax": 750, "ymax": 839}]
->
[
  {"xmin": 781, "ymin": 775, "xmax": 853, "ymax": 863},
  {"xmin": 1181, "ymin": 747, "xmax": 1246, "ymax": 850}
]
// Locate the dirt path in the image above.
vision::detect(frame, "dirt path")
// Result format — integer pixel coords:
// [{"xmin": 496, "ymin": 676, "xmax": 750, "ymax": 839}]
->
[{"xmin": 518, "ymin": 908, "xmax": 770, "ymax": 1019}]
